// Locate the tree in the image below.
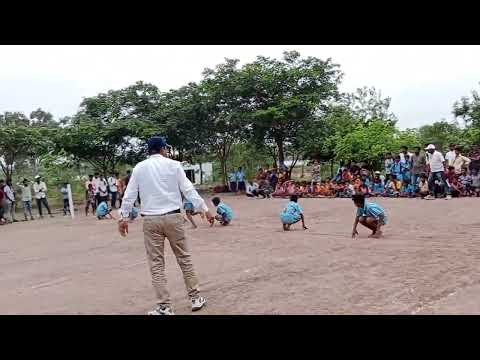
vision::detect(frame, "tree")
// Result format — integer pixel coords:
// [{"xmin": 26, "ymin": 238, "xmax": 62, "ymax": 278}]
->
[
  {"xmin": 30, "ymin": 108, "xmax": 57, "ymax": 127},
  {"xmin": 243, "ymin": 51, "xmax": 342, "ymax": 174},
  {"xmin": 334, "ymin": 118, "xmax": 398, "ymax": 169},
  {"xmin": 417, "ymin": 121, "xmax": 462, "ymax": 152},
  {"xmin": 198, "ymin": 59, "xmax": 249, "ymax": 186},
  {"xmin": 0, "ymin": 112, "xmax": 52, "ymax": 180}
]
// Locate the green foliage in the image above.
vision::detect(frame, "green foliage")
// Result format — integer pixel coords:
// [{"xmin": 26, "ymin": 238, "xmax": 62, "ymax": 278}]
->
[
  {"xmin": 417, "ymin": 121, "xmax": 462, "ymax": 152},
  {"xmin": 334, "ymin": 118, "xmax": 397, "ymax": 169}
]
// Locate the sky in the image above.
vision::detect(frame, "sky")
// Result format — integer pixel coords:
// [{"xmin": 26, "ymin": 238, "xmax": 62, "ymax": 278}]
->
[{"xmin": 1, "ymin": 45, "xmax": 479, "ymax": 129}]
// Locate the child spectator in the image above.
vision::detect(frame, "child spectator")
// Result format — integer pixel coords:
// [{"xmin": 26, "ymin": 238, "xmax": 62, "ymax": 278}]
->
[
  {"xmin": 401, "ymin": 154, "xmax": 412, "ymax": 184},
  {"xmin": 60, "ymin": 182, "xmax": 71, "ymax": 216},
  {"xmin": 400, "ymin": 178, "xmax": 415, "ymax": 198},
  {"xmin": 280, "ymin": 195, "xmax": 307, "ymax": 231},
  {"xmin": 96, "ymin": 200, "xmax": 115, "ymax": 220},
  {"xmin": 211, "ymin": 197, "xmax": 233, "ymax": 226},
  {"xmin": 384, "ymin": 174, "xmax": 400, "ymax": 197},
  {"xmin": 391, "ymin": 155, "xmax": 403, "ymax": 182},
  {"xmin": 351, "ymin": 193, "xmax": 388, "ymax": 239},
  {"xmin": 342, "ymin": 168, "xmax": 352, "ymax": 182},
  {"xmin": 417, "ymin": 174, "xmax": 430, "ymax": 198},
  {"xmin": 259, "ymin": 180, "xmax": 273, "ymax": 198},
  {"xmin": 384, "ymin": 153, "xmax": 393, "ymax": 177},
  {"xmin": 371, "ymin": 175, "xmax": 384, "ymax": 197},
  {"xmin": 85, "ymin": 183, "xmax": 96, "ymax": 216}
]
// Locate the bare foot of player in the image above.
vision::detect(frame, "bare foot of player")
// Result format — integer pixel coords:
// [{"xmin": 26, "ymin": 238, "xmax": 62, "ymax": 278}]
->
[{"xmin": 370, "ymin": 231, "xmax": 383, "ymax": 239}]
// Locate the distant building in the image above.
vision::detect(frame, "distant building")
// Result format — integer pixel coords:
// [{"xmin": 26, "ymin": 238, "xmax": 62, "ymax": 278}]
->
[{"xmin": 182, "ymin": 162, "xmax": 213, "ymax": 185}]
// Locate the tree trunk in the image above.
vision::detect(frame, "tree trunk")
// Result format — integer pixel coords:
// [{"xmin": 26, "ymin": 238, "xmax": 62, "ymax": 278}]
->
[
  {"xmin": 300, "ymin": 161, "xmax": 304, "ymax": 178},
  {"xmin": 199, "ymin": 162, "xmax": 203, "ymax": 185},
  {"xmin": 276, "ymin": 139, "xmax": 285, "ymax": 168}
]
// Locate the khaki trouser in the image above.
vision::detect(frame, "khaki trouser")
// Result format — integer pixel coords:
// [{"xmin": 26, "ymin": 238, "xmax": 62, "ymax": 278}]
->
[{"xmin": 143, "ymin": 213, "xmax": 200, "ymax": 306}]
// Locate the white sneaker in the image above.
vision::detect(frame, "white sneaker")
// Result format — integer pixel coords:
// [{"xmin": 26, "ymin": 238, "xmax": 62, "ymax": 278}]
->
[
  {"xmin": 424, "ymin": 195, "xmax": 436, "ymax": 200},
  {"xmin": 191, "ymin": 296, "xmax": 207, "ymax": 312},
  {"xmin": 445, "ymin": 195, "xmax": 452, "ymax": 200},
  {"xmin": 147, "ymin": 306, "xmax": 174, "ymax": 315}
]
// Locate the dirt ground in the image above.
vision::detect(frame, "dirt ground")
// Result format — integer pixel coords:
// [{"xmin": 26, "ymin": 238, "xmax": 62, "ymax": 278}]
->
[{"xmin": 2, "ymin": 194, "xmax": 480, "ymax": 315}]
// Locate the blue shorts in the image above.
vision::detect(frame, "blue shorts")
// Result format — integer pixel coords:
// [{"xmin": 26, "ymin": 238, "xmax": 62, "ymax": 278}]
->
[
  {"xmin": 184, "ymin": 202, "xmax": 194, "ymax": 211},
  {"xmin": 280, "ymin": 214, "xmax": 300, "ymax": 225}
]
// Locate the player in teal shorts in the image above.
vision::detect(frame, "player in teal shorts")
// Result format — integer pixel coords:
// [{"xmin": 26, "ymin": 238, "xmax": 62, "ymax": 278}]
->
[
  {"xmin": 280, "ymin": 195, "xmax": 308, "ymax": 231},
  {"xmin": 351, "ymin": 193, "xmax": 388, "ymax": 239},
  {"xmin": 211, "ymin": 197, "xmax": 233, "ymax": 226}
]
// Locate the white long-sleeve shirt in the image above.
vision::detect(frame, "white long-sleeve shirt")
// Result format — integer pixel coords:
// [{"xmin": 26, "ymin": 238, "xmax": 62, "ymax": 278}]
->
[
  {"xmin": 33, "ymin": 181, "xmax": 47, "ymax": 199},
  {"xmin": 119, "ymin": 154, "xmax": 208, "ymax": 218}
]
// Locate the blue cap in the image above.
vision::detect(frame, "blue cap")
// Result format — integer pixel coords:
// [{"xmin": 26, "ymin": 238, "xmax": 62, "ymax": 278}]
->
[{"xmin": 147, "ymin": 136, "xmax": 169, "ymax": 151}]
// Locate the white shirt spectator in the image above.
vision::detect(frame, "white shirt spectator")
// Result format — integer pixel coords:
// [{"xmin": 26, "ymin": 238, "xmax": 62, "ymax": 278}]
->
[
  {"xmin": 120, "ymin": 154, "xmax": 208, "ymax": 217},
  {"xmin": 108, "ymin": 176, "xmax": 118, "ymax": 192},
  {"xmin": 97, "ymin": 179, "xmax": 108, "ymax": 197},
  {"xmin": 399, "ymin": 152, "xmax": 414, "ymax": 164},
  {"xmin": 445, "ymin": 150, "xmax": 456, "ymax": 166},
  {"xmin": 33, "ymin": 181, "xmax": 47, "ymax": 199},
  {"xmin": 93, "ymin": 177, "xmax": 101, "ymax": 194},
  {"xmin": 428, "ymin": 151, "xmax": 446, "ymax": 173},
  {"xmin": 4, "ymin": 185, "xmax": 15, "ymax": 202},
  {"xmin": 18, "ymin": 184, "xmax": 32, "ymax": 202}
]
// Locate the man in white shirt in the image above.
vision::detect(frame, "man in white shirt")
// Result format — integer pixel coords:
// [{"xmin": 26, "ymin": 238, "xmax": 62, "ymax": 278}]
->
[
  {"xmin": 424, "ymin": 144, "xmax": 452, "ymax": 200},
  {"xmin": 451, "ymin": 146, "xmax": 471, "ymax": 175},
  {"xmin": 97, "ymin": 176, "xmax": 109, "ymax": 203},
  {"xmin": 93, "ymin": 173, "xmax": 101, "ymax": 207},
  {"xmin": 445, "ymin": 143, "xmax": 457, "ymax": 167},
  {"xmin": 119, "ymin": 136, "xmax": 215, "ymax": 315},
  {"xmin": 3, "ymin": 179, "xmax": 18, "ymax": 223},
  {"xmin": 108, "ymin": 173, "xmax": 119, "ymax": 208},
  {"xmin": 33, "ymin": 175, "xmax": 54, "ymax": 218}
]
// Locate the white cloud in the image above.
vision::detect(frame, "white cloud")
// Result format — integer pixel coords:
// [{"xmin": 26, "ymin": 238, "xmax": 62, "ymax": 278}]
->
[{"xmin": 1, "ymin": 45, "xmax": 479, "ymax": 128}]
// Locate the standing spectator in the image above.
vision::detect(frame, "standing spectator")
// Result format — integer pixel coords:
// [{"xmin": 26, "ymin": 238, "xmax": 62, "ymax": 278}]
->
[
  {"xmin": 445, "ymin": 143, "xmax": 457, "ymax": 167},
  {"xmin": 269, "ymin": 169, "xmax": 279, "ymax": 190},
  {"xmin": 33, "ymin": 175, "xmax": 54, "ymax": 218},
  {"xmin": 97, "ymin": 175, "xmax": 109, "ymax": 204},
  {"xmin": 384, "ymin": 153, "xmax": 393, "ymax": 176},
  {"xmin": 60, "ymin": 182, "xmax": 71, "ymax": 216},
  {"xmin": 235, "ymin": 166, "xmax": 246, "ymax": 194},
  {"xmin": 311, "ymin": 160, "xmax": 321, "ymax": 186},
  {"xmin": 424, "ymin": 144, "xmax": 452, "ymax": 200},
  {"xmin": 228, "ymin": 169, "xmax": 237, "ymax": 193},
  {"xmin": 452, "ymin": 146, "xmax": 471, "ymax": 175},
  {"xmin": 117, "ymin": 175, "xmax": 125, "ymax": 208},
  {"xmin": 0, "ymin": 180, "xmax": 5, "ymax": 225},
  {"xmin": 123, "ymin": 170, "xmax": 132, "ymax": 189},
  {"xmin": 93, "ymin": 172, "xmax": 101, "ymax": 207},
  {"xmin": 3, "ymin": 179, "xmax": 18, "ymax": 223},
  {"xmin": 108, "ymin": 172, "xmax": 119, "ymax": 208},
  {"xmin": 118, "ymin": 136, "xmax": 214, "ymax": 315},
  {"xmin": 410, "ymin": 146, "xmax": 427, "ymax": 192},
  {"xmin": 18, "ymin": 178, "xmax": 34, "ymax": 221},
  {"xmin": 399, "ymin": 146, "xmax": 414, "ymax": 164},
  {"xmin": 85, "ymin": 175, "xmax": 95, "ymax": 201}
]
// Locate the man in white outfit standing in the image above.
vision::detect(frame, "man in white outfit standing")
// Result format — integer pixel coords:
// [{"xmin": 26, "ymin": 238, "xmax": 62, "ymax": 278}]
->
[{"xmin": 118, "ymin": 136, "xmax": 215, "ymax": 315}]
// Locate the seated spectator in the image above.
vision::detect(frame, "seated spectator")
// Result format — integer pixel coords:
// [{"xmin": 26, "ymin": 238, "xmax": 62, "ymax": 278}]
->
[
  {"xmin": 371, "ymin": 176, "xmax": 385, "ymax": 197},
  {"xmin": 448, "ymin": 177, "xmax": 461, "ymax": 198},
  {"xmin": 259, "ymin": 180, "xmax": 273, "ymax": 198},
  {"xmin": 399, "ymin": 178, "xmax": 415, "ymax": 198},
  {"xmin": 384, "ymin": 174, "xmax": 400, "ymax": 197},
  {"xmin": 471, "ymin": 168, "xmax": 480, "ymax": 197},
  {"xmin": 458, "ymin": 167, "xmax": 473, "ymax": 196},
  {"xmin": 417, "ymin": 174, "xmax": 430, "ymax": 198},
  {"xmin": 342, "ymin": 168, "xmax": 352, "ymax": 182}
]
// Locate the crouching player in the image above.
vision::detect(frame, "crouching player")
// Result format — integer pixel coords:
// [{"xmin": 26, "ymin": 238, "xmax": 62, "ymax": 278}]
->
[
  {"xmin": 280, "ymin": 195, "xmax": 308, "ymax": 231},
  {"xmin": 351, "ymin": 193, "xmax": 387, "ymax": 239},
  {"xmin": 211, "ymin": 197, "xmax": 233, "ymax": 226}
]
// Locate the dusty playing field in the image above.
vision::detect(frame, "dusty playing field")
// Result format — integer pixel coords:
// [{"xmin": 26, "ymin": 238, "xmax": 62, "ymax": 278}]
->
[{"xmin": 2, "ymin": 195, "xmax": 480, "ymax": 315}]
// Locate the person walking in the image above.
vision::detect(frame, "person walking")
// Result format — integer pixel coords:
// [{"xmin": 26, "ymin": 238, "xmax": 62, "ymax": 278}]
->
[
  {"xmin": 118, "ymin": 136, "xmax": 215, "ymax": 315},
  {"xmin": 33, "ymin": 175, "xmax": 54, "ymax": 218},
  {"xmin": 424, "ymin": 144, "xmax": 452, "ymax": 200}
]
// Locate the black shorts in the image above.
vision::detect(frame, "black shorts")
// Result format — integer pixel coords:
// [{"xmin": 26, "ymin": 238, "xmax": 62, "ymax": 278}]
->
[
  {"xmin": 229, "ymin": 181, "xmax": 237, "ymax": 192},
  {"xmin": 237, "ymin": 181, "xmax": 246, "ymax": 191}
]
